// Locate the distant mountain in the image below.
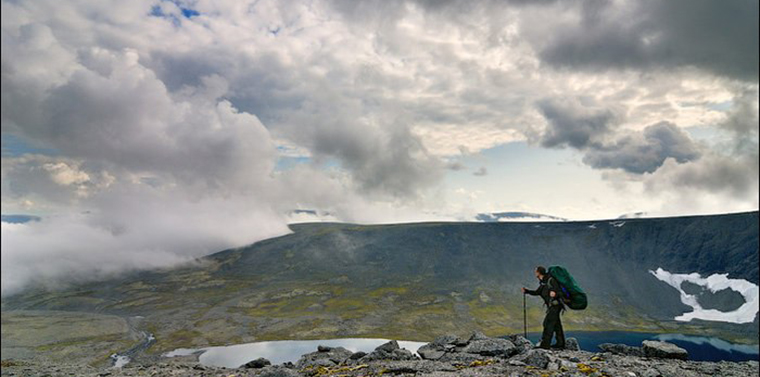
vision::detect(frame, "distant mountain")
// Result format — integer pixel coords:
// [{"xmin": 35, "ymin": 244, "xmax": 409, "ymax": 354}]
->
[
  {"xmin": 2, "ymin": 211, "xmax": 757, "ymax": 356},
  {"xmin": 288, "ymin": 209, "xmax": 337, "ymax": 223},
  {"xmin": 0, "ymin": 214, "xmax": 41, "ymax": 224},
  {"xmin": 475, "ymin": 211, "xmax": 567, "ymax": 222},
  {"xmin": 618, "ymin": 212, "xmax": 648, "ymax": 219}
]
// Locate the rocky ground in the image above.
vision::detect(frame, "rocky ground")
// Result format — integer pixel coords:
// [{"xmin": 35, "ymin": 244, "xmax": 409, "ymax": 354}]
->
[{"xmin": 2, "ymin": 331, "xmax": 758, "ymax": 377}]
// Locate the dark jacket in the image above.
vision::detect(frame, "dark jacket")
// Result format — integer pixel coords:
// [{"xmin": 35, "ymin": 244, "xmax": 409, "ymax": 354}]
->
[{"xmin": 525, "ymin": 274, "xmax": 564, "ymax": 308}]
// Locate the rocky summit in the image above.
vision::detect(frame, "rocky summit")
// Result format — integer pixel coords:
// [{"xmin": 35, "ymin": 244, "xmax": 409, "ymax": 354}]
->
[{"xmin": 1, "ymin": 332, "xmax": 757, "ymax": 377}]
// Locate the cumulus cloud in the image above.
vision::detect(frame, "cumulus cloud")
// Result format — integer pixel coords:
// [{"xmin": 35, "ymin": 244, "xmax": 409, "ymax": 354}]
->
[
  {"xmin": 643, "ymin": 91, "xmax": 759, "ymax": 201},
  {"xmin": 536, "ymin": 98, "xmax": 617, "ymax": 149},
  {"xmin": 1, "ymin": 0, "xmax": 757, "ymax": 295},
  {"xmin": 536, "ymin": 98, "xmax": 702, "ymax": 174},
  {"xmin": 537, "ymin": 0, "xmax": 759, "ymax": 81},
  {"xmin": 583, "ymin": 122, "xmax": 701, "ymax": 174}
]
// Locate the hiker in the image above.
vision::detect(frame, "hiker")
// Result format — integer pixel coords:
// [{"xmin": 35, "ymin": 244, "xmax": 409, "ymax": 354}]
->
[{"xmin": 522, "ymin": 266, "xmax": 565, "ymax": 349}]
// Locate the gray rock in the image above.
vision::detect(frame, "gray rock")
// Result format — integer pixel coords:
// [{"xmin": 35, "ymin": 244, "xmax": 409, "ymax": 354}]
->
[
  {"xmin": 438, "ymin": 352, "xmax": 486, "ymax": 363},
  {"xmin": 348, "ymin": 351, "xmax": 367, "ymax": 360},
  {"xmin": 243, "ymin": 357, "xmax": 271, "ymax": 368},
  {"xmin": 376, "ymin": 340, "xmax": 400, "ymax": 352},
  {"xmin": 505, "ymin": 335, "xmax": 534, "ymax": 353},
  {"xmin": 513, "ymin": 349, "xmax": 550, "ymax": 369},
  {"xmin": 559, "ymin": 359, "xmax": 576, "ymax": 369},
  {"xmin": 642, "ymin": 340, "xmax": 688, "ymax": 360},
  {"xmin": 599, "ymin": 343, "xmax": 644, "ymax": 357},
  {"xmin": 417, "ymin": 343, "xmax": 446, "ymax": 360},
  {"xmin": 431, "ymin": 334, "xmax": 461, "ymax": 346},
  {"xmin": 463, "ymin": 338, "xmax": 517, "ymax": 357},
  {"xmin": 468, "ymin": 330, "xmax": 490, "ymax": 342},
  {"xmin": 295, "ymin": 346, "xmax": 353, "ymax": 368},
  {"xmin": 565, "ymin": 337, "xmax": 581, "ymax": 351},
  {"xmin": 641, "ymin": 367, "xmax": 663, "ymax": 377},
  {"xmin": 546, "ymin": 359, "xmax": 561, "ymax": 370},
  {"xmin": 373, "ymin": 360, "xmax": 458, "ymax": 374},
  {"xmin": 392, "ymin": 348, "xmax": 415, "ymax": 359},
  {"xmin": 257, "ymin": 366, "xmax": 301, "ymax": 377},
  {"xmin": 359, "ymin": 340, "xmax": 418, "ymax": 362}
]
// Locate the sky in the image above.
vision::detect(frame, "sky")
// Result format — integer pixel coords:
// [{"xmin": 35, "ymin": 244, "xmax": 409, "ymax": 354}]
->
[{"xmin": 1, "ymin": 0, "xmax": 758, "ymax": 295}]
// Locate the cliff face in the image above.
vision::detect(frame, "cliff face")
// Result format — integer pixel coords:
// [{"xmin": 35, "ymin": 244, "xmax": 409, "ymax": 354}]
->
[{"xmin": 2, "ymin": 212, "xmax": 758, "ymax": 354}]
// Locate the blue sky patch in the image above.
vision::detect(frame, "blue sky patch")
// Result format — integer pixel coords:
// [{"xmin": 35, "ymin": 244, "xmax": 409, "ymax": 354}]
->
[{"xmin": 1, "ymin": 133, "xmax": 57, "ymax": 157}]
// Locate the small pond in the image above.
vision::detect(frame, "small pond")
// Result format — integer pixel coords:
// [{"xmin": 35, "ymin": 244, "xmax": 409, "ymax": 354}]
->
[{"xmin": 165, "ymin": 338, "xmax": 427, "ymax": 367}]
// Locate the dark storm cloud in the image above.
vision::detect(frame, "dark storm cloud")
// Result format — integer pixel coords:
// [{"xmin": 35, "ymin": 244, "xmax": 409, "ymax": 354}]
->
[
  {"xmin": 539, "ymin": 0, "xmax": 759, "ymax": 81},
  {"xmin": 536, "ymin": 98, "xmax": 616, "ymax": 149},
  {"xmin": 536, "ymin": 99, "xmax": 702, "ymax": 174},
  {"xmin": 582, "ymin": 122, "xmax": 701, "ymax": 174}
]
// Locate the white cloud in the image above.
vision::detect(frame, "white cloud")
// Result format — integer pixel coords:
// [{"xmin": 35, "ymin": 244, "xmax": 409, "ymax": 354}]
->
[{"xmin": 1, "ymin": 0, "xmax": 757, "ymax": 294}]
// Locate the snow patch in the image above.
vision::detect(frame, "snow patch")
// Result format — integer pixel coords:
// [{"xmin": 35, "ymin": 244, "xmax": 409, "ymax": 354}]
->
[
  {"xmin": 649, "ymin": 268, "xmax": 759, "ymax": 324},
  {"xmin": 609, "ymin": 221, "xmax": 626, "ymax": 228},
  {"xmin": 111, "ymin": 354, "xmax": 130, "ymax": 368}
]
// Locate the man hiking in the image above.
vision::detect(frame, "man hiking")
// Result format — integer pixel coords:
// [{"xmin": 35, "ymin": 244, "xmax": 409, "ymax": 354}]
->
[{"xmin": 522, "ymin": 266, "xmax": 565, "ymax": 349}]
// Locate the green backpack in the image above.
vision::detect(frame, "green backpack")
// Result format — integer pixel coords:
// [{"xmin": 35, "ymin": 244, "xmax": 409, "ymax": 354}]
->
[{"xmin": 548, "ymin": 265, "xmax": 587, "ymax": 310}]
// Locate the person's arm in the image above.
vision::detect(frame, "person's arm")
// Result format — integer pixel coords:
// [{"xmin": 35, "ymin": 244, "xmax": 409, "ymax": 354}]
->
[
  {"xmin": 523, "ymin": 284, "xmax": 540, "ymax": 296},
  {"xmin": 547, "ymin": 277, "xmax": 561, "ymax": 298}
]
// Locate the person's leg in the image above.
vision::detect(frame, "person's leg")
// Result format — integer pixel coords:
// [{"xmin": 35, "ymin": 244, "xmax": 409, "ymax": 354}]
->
[
  {"xmin": 539, "ymin": 310, "xmax": 553, "ymax": 349},
  {"xmin": 544, "ymin": 306, "xmax": 563, "ymax": 348},
  {"xmin": 553, "ymin": 307, "xmax": 565, "ymax": 347}
]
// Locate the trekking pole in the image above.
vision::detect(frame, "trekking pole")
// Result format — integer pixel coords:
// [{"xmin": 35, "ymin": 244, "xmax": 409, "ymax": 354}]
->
[{"xmin": 523, "ymin": 292, "xmax": 527, "ymax": 338}]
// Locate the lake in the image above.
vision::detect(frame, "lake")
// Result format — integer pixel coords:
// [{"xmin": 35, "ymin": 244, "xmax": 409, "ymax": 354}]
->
[
  {"xmin": 523, "ymin": 331, "xmax": 758, "ymax": 362},
  {"xmin": 165, "ymin": 332, "xmax": 759, "ymax": 368}
]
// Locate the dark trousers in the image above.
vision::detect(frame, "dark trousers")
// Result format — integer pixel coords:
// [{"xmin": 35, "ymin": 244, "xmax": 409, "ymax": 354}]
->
[{"xmin": 539, "ymin": 305, "xmax": 565, "ymax": 347}]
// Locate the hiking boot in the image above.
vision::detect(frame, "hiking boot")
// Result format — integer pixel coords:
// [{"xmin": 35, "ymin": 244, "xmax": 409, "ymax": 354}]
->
[
  {"xmin": 551, "ymin": 344, "xmax": 565, "ymax": 350},
  {"xmin": 537, "ymin": 343, "xmax": 552, "ymax": 350}
]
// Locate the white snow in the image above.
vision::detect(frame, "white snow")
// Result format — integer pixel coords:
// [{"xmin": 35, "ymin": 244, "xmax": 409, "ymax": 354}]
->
[
  {"xmin": 164, "ymin": 348, "xmax": 201, "ymax": 357},
  {"xmin": 609, "ymin": 221, "xmax": 626, "ymax": 228},
  {"xmin": 649, "ymin": 267, "xmax": 760, "ymax": 324},
  {"xmin": 111, "ymin": 354, "xmax": 130, "ymax": 368},
  {"xmin": 588, "ymin": 224, "xmax": 597, "ymax": 229}
]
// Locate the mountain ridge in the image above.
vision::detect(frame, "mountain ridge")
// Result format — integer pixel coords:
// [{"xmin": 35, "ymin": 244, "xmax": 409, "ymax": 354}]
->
[{"xmin": 2, "ymin": 211, "xmax": 758, "ymax": 363}]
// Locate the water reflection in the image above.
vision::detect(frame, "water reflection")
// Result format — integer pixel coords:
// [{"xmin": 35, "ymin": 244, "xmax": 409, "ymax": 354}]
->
[{"xmin": 165, "ymin": 338, "xmax": 427, "ymax": 368}]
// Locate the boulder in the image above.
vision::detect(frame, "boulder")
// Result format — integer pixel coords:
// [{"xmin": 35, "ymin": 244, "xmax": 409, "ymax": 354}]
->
[
  {"xmin": 417, "ymin": 343, "xmax": 446, "ymax": 360},
  {"xmin": 513, "ymin": 349, "xmax": 550, "ymax": 369},
  {"xmin": 243, "ymin": 357, "xmax": 271, "ymax": 369},
  {"xmin": 505, "ymin": 335, "xmax": 533, "ymax": 354},
  {"xmin": 598, "ymin": 343, "xmax": 644, "ymax": 357},
  {"xmin": 431, "ymin": 334, "xmax": 462, "ymax": 346},
  {"xmin": 642, "ymin": 340, "xmax": 688, "ymax": 360},
  {"xmin": 468, "ymin": 331, "xmax": 490, "ymax": 342},
  {"xmin": 359, "ymin": 340, "xmax": 418, "ymax": 362},
  {"xmin": 295, "ymin": 346, "xmax": 354, "ymax": 368},
  {"xmin": 376, "ymin": 340, "xmax": 400, "ymax": 352},
  {"xmin": 348, "ymin": 351, "xmax": 367, "ymax": 360},
  {"xmin": 463, "ymin": 338, "xmax": 517, "ymax": 357},
  {"xmin": 565, "ymin": 337, "xmax": 581, "ymax": 351}
]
